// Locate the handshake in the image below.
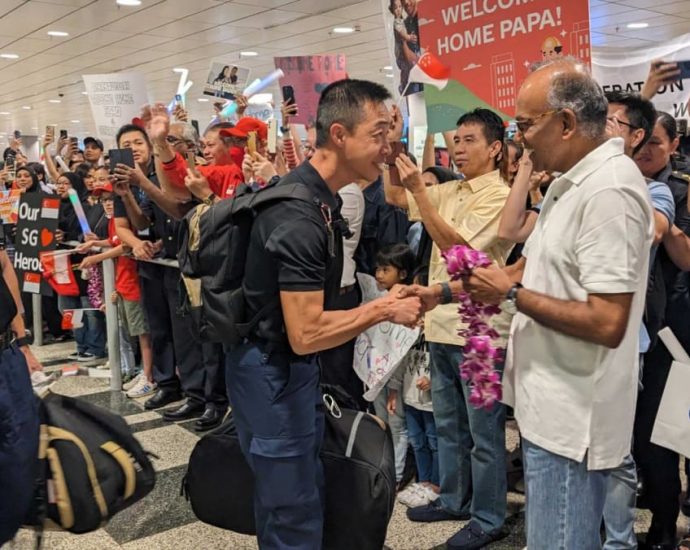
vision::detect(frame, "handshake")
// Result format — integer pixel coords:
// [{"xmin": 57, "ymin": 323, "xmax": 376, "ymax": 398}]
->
[{"xmin": 380, "ymin": 283, "xmax": 443, "ymax": 328}]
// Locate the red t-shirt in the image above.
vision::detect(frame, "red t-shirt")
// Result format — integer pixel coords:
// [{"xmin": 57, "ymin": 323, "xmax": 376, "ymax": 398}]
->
[
  {"xmin": 161, "ymin": 153, "xmax": 244, "ymax": 199},
  {"xmin": 108, "ymin": 218, "xmax": 141, "ymax": 301}
]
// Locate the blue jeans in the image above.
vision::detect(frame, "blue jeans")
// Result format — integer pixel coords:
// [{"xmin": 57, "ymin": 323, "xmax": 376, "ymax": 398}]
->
[
  {"xmin": 225, "ymin": 342, "xmax": 324, "ymax": 550},
  {"xmin": 406, "ymin": 406, "xmax": 439, "ymax": 485},
  {"xmin": 523, "ymin": 438, "xmax": 609, "ymax": 549},
  {"xmin": 373, "ymin": 386, "xmax": 408, "ymax": 482},
  {"xmin": 429, "ymin": 342, "xmax": 506, "ymax": 532},
  {"xmin": 57, "ymin": 295, "xmax": 105, "ymax": 356},
  {"xmin": 602, "ymin": 454, "xmax": 637, "ymax": 549}
]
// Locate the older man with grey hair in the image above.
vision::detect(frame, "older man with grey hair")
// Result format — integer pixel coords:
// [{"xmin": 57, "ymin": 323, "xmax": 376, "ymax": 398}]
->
[{"xmin": 459, "ymin": 59, "xmax": 655, "ymax": 548}]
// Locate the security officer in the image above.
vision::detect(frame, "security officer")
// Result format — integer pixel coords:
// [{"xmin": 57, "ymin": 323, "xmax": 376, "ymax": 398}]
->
[
  {"xmin": 0, "ymin": 225, "xmax": 40, "ymax": 545},
  {"xmin": 219, "ymin": 79, "xmax": 423, "ymax": 549},
  {"xmin": 112, "ymin": 123, "xmax": 227, "ymax": 430}
]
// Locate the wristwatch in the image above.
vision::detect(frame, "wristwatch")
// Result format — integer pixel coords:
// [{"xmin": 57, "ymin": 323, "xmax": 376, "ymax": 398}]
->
[
  {"xmin": 15, "ymin": 335, "xmax": 32, "ymax": 348},
  {"xmin": 438, "ymin": 282, "xmax": 453, "ymax": 305},
  {"xmin": 280, "ymin": 126, "xmax": 290, "ymax": 133},
  {"xmin": 500, "ymin": 283, "xmax": 523, "ymax": 315},
  {"xmin": 202, "ymin": 193, "xmax": 217, "ymax": 206}
]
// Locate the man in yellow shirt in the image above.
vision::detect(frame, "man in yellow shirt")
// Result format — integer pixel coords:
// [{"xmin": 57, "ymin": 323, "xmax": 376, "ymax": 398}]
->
[{"xmin": 385, "ymin": 108, "xmax": 513, "ymax": 549}]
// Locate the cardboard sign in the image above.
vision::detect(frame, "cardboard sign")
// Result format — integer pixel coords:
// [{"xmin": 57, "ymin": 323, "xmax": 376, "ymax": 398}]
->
[
  {"xmin": 592, "ymin": 32, "xmax": 690, "ymax": 124},
  {"xmin": 0, "ymin": 189, "xmax": 21, "ymax": 224},
  {"xmin": 274, "ymin": 55, "xmax": 348, "ymax": 127},
  {"xmin": 352, "ymin": 274, "xmax": 420, "ymax": 401},
  {"xmin": 416, "ymin": 0, "xmax": 591, "ymax": 132},
  {"xmin": 82, "ymin": 72, "xmax": 149, "ymax": 147},
  {"xmin": 13, "ymin": 193, "xmax": 59, "ymax": 294},
  {"xmin": 202, "ymin": 62, "xmax": 251, "ymax": 100}
]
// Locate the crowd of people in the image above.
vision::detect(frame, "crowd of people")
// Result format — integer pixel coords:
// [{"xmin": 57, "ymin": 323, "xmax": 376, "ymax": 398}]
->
[{"xmin": 1, "ymin": 55, "xmax": 690, "ymax": 550}]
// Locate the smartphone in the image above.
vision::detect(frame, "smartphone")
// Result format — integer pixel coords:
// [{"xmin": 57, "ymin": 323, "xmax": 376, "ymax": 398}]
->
[
  {"xmin": 46, "ymin": 126, "xmax": 55, "ymax": 140},
  {"xmin": 678, "ymin": 60, "xmax": 690, "ymax": 80},
  {"xmin": 186, "ymin": 151, "xmax": 195, "ymax": 171},
  {"xmin": 282, "ymin": 85, "xmax": 295, "ymax": 106},
  {"xmin": 108, "ymin": 148, "xmax": 135, "ymax": 174},
  {"xmin": 13, "ymin": 130, "xmax": 21, "ymax": 139},
  {"xmin": 59, "ymin": 129, "xmax": 67, "ymax": 140},
  {"xmin": 5, "ymin": 155, "xmax": 15, "ymax": 182},
  {"xmin": 247, "ymin": 131, "xmax": 257, "ymax": 158},
  {"xmin": 267, "ymin": 119, "xmax": 277, "ymax": 155}
]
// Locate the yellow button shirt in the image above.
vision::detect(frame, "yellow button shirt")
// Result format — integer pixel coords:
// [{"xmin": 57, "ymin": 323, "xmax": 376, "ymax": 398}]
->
[{"xmin": 406, "ymin": 169, "xmax": 514, "ymax": 346}]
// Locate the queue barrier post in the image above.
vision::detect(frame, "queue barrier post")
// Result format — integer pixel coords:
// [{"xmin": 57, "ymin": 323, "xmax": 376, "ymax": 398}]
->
[
  {"xmin": 31, "ymin": 293, "xmax": 43, "ymax": 346},
  {"xmin": 102, "ymin": 257, "xmax": 121, "ymax": 390}
]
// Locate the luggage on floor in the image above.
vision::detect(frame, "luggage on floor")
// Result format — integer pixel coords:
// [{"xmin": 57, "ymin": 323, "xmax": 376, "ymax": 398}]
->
[{"xmin": 183, "ymin": 395, "xmax": 396, "ymax": 550}]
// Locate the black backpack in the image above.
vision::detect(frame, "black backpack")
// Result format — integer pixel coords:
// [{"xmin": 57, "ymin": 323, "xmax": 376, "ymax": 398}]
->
[
  {"xmin": 182, "ymin": 396, "xmax": 396, "ymax": 550},
  {"xmin": 24, "ymin": 392, "xmax": 156, "ymax": 536},
  {"xmin": 177, "ymin": 179, "xmax": 319, "ymax": 346}
]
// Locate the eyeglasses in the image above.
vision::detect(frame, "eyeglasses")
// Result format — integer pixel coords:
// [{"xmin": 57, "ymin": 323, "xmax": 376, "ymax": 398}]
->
[
  {"xmin": 166, "ymin": 135, "xmax": 181, "ymax": 144},
  {"xmin": 515, "ymin": 109, "xmax": 561, "ymax": 134},
  {"xmin": 607, "ymin": 117, "xmax": 640, "ymax": 131}
]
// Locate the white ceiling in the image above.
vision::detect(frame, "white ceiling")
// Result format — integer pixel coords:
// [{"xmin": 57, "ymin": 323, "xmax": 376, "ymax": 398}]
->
[{"xmin": 0, "ymin": 0, "xmax": 689, "ymax": 140}]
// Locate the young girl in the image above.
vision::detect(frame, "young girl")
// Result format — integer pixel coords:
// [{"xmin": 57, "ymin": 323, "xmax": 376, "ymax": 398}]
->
[
  {"xmin": 377, "ymin": 244, "xmax": 440, "ymax": 507},
  {"xmin": 372, "ymin": 243, "xmax": 416, "ymax": 489}
]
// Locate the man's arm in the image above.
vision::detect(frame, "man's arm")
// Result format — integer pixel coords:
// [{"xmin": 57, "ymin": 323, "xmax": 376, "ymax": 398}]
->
[
  {"xmin": 114, "ymin": 217, "xmax": 156, "ymax": 260},
  {"xmin": 382, "ymin": 167, "xmax": 408, "ymax": 208},
  {"xmin": 662, "ymin": 224, "xmax": 690, "ymax": 270},
  {"xmin": 280, "ymin": 289, "xmax": 422, "ymax": 356},
  {"xmin": 115, "ymin": 188, "xmax": 150, "ymax": 231}
]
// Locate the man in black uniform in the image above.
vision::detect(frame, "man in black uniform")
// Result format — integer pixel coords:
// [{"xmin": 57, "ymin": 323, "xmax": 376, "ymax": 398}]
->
[
  {"xmin": 112, "ymin": 124, "xmax": 227, "ymax": 430},
  {"xmin": 0, "ymin": 228, "xmax": 41, "ymax": 545},
  {"xmin": 219, "ymin": 79, "xmax": 423, "ymax": 549}
]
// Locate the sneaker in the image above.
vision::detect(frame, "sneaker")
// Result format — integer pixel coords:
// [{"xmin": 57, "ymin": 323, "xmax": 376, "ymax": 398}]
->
[
  {"xmin": 420, "ymin": 484, "xmax": 440, "ymax": 503},
  {"xmin": 122, "ymin": 372, "xmax": 142, "ymax": 391},
  {"xmin": 407, "ymin": 500, "xmax": 470, "ymax": 523},
  {"xmin": 67, "ymin": 351, "xmax": 81, "ymax": 361},
  {"xmin": 397, "ymin": 483, "xmax": 424, "ymax": 506},
  {"xmin": 96, "ymin": 360, "xmax": 110, "ymax": 370},
  {"xmin": 31, "ymin": 371, "xmax": 56, "ymax": 388},
  {"xmin": 77, "ymin": 352, "xmax": 97, "ymax": 363},
  {"xmin": 126, "ymin": 376, "xmax": 157, "ymax": 398},
  {"xmin": 405, "ymin": 486, "xmax": 434, "ymax": 508}
]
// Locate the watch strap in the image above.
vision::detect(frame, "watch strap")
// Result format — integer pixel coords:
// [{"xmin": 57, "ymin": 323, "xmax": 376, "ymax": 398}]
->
[
  {"xmin": 506, "ymin": 282, "xmax": 523, "ymax": 302},
  {"xmin": 439, "ymin": 282, "xmax": 453, "ymax": 305}
]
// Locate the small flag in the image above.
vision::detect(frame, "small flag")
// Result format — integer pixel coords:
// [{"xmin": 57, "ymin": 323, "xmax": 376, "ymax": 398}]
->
[
  {"xmin": 23, "ymin": 272, "xmax": 41, "ymax": 293},
  {"xmin": 40, "ymin": 251, "xmax": 80, "ymax": 296},
  {"xmin": 61, "ymin": 309, "xmax": 85, "ymax": 330},
  {"xmin": 41, "ymin": 198, "xmax": 60, "ymax": 219},
  {"xmin": 408, "ymin": 52, "xmax": 452, "ymax": 91}
]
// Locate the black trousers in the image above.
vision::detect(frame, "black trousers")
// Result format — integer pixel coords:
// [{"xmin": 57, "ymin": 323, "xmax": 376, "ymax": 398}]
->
[
  {"xmin": 633, "ymin": 340, "xmax": 681, "ymax": 530},
  {"xmin": 318, "ymin": 285, "xmax": 367, "ymax": 411},
  {"xmin": 201, "ymin": 342, "xmax": 228, "ymax": 408},
  {"xmin": 21, "ymin": 291, "xmax": 66, "ymax": 338}
]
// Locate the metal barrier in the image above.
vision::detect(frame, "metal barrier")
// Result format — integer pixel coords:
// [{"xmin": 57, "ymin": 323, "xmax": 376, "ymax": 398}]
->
[{"xmin": 33, "ymin": 241, "xmax": 179, "ymax": 391}]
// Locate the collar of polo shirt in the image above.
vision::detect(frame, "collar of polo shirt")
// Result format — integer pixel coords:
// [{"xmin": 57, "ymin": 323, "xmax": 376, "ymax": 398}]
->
[
  {"xmin": 459, "ymin": 169, "xmax": 505, "ymax": 193},
  {"xmin": 558, "ymin": 138, "xmax": 626, "ymax": 187}
]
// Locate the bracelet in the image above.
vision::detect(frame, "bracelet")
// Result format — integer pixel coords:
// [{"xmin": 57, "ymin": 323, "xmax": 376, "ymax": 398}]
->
[{"xmin": 439, "ymin": 282, "xmax": 453, "ymax": 305}]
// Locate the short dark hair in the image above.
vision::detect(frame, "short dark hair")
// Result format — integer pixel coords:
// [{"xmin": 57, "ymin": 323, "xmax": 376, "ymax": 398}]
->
[
  {"xmin": 26, "ymin": 161, "xmax": 46, "ymax": 181},
  {"xmin": 423, "ymin": 166, "xmax": 456, "ymax": 184},
  {"xmin": 315, "ymin": 79, "xmax": 392, "ymax": 148},
  {"xmin": 656, "ymin": 111, "xmax": 678, "ymax": 142},
  {"xmin": 116, "ymin": 124, "xmax": 150, "ymax": 148},
  {"xmin": 456, "ymin": 108, "xmax": 505, "ymax": 146},
  {"xmin": 604, "ymin": 91, "xmax": 656, "ymax": 155},
  {"xmin": 376, "ymin": 243, "xmax": 416, "ymax": 284},
  {"xmin": 207, "ymin": 122, "xmax": 237, "ymax": 146}
]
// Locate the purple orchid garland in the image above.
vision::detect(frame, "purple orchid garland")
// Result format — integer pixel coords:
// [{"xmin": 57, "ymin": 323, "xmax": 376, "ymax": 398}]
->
[{"xmin": 443, "ymin": 245, "xmax": 503, "ymax": 410}]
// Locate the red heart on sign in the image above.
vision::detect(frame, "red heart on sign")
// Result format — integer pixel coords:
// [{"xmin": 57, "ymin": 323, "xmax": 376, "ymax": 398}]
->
[{"xmin": 41, "ymin": 228, "xmax": 54, "ymax": 247}]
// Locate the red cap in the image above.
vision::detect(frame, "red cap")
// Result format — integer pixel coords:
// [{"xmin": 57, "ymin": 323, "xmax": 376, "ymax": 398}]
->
[
  {"xmin": 92, "ymin": 182, "xmax": 113, "ymax": 196},
  {"xmin": 219, "ymin": 117, "xmax": 268, "ymax": 141}
]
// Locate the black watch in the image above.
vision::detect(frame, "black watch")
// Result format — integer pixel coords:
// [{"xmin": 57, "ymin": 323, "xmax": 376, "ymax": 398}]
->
[
  {"xmin": 439, "ymin": 282, "xmax": 453, "ymax": 305},
  {"xmin": 15, "ymin": 335, "xmax": 32, "ymax": 348}
]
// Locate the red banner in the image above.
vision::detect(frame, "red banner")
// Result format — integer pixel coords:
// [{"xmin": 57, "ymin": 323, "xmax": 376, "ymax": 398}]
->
[{"xmin": 417, "ymin": 0, "xmax": 590, "ymax": 126}]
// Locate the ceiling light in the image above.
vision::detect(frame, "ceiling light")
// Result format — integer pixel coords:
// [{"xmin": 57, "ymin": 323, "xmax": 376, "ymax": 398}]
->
[
  {"xmin": 31, "ymin": 127, "xmax": 38, "ymax": 130},
  {"xmin": 21, "ymin": 106, "xmax": 32, "ymax": 110},
  {"xmin": 0, "ymin": 112, "xmax": 10, "ymax": 115},
  {"xmin": 48, "ymin": 99, "xmax": 61, "ymax": 103},
  {"xmin": 81, "ymin": 91, "xmax": 88, "ymax": 95},
  {"xmin": 332, "ymin": 27, "xmax": 355, "ymax": 34},
  {"xmin": 626, "ymin": 22, "xmax": 648, "ymax": 29},
  {"xmin": 173, "ymin": 67, "xmax": 186, "ymax": 72},
  {"xmin": 383, "ymin": 65, "xmax": 392, "ymax": 71},
  {"xmin": 116, "ymin": 0, "xmax": 142, "ymax": 5},
  {"xmin": 71, "ymin": 120, "xmax": 80, "ymax": 123},
  {"xmin": 198, "ymin": 98, "xmax": 210, "ymax": 102},
  {"xmin": 240, "ymin": 51, "xmax": 258, "ymax": 57},
  {"xmin": 385, "ymin": 73, "xmax": 394, "ymax": 78},
  {"xmin": 47, "ymin": 31, "xmax": 69, "ymax": 37},
  {"xmin": 0, "ymin": 53, "xmax": 19, "ymax": 59}
]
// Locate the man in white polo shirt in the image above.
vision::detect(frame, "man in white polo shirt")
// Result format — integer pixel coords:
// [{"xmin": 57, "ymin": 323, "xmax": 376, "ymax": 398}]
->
[{"xmin": 456, "ymin": 60, "xmax": 655, "ymax": 548}]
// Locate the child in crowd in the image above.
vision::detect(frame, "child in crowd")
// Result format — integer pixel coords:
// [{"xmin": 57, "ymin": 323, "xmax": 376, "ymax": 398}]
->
[
  {"xmin": 77, "ymin": 184, "xmax": 155, "ymax": 398},
  {"xmin": 372, "ymin": 243, "xmax": 416, "ymax": 488}
]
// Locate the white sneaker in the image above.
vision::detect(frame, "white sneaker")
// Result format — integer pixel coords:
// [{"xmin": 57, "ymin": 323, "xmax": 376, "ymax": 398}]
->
[
  {"xmin": 96, "ymin": 360, "xmax": 110, "ymax": 370},
  {"xmin": 420, "ymin": 485, "xmax": 440, "ymax": 502},
  {"xmin": 397, "ymin": 483, "xmax": 424, "ymax": 506},
  {"xmin": 126, "ymin": 376, "xmax": 157, "ymax": 398},
  {"xmin": 122, "ymin": 372, "xmax": 143, "ymax": 391},
  {"xmin": 31, "ymin": 371, "xmax": 56, "ymax": 388},
  {"xmin": 405, "ymin": 485, "xmax": 433, "ymax": 508}
]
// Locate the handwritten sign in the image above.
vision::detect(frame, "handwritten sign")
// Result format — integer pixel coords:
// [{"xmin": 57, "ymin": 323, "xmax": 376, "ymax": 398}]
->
[
  {"xmin": 353, "ymin": 274, "xmax": 420, "ymax": 401},
  {"xmin": 0, "ymin": 189, "xmax": 20, "ymax": 224},
  {"xmin": 274, "ymin": 55, "xmax": 348, "ymax": 126},
  {"xmin": 13, "ymin": 193, "xmax": 59, "ymax": 294}
]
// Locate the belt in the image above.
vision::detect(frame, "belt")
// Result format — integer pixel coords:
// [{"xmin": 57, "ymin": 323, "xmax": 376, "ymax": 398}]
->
[
  {"xmin": 0, "ymin": 329, "xmax": 14, "ymax": 350},
  {"xmin": 339, "ymin": 284, "xmax": 356, "ymax": 296}
]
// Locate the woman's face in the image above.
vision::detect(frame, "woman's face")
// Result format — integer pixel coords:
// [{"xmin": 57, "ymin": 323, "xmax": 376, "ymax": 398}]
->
[
  {"xmin": 55, "ymin": 176, "xmax": 71, "ymax": 198},
  {"xmin": 84, "ymin": 170, "xmax": 96, "ymax": 192},
  {"xmin": 634, "ymin": 120, "xmax": 679, "ymax": 178},
  {"xmin": 94, "ymin": 168, "xmax": 110, "ymax": 190},
  {"xmin": 15, "ymin": 170, "xmax": 33, "ymax": 192},
  {"xmin": 223, "ymin": 66, "xmax": 230, "ymax": 77}
]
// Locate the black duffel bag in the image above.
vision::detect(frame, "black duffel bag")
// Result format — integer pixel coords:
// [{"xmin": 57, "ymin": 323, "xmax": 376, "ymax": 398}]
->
[{"xmin": 182, "ymin": 395, "xmax": 396, "ymax": 550}]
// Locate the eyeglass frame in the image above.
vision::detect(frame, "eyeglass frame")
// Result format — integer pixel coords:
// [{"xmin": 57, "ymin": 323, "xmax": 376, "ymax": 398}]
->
[
  {"xmin": 515, "ymin": 109, "xmax": 562, "ymax": 134},
  {"xmin": 606, "ymin": 116, "xmax": 640, "ymax": 131}
]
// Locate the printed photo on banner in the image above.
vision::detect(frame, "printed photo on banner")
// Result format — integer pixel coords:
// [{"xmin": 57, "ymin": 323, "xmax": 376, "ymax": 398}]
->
[
  {"xmin": 202, "ymin": 62, "xmax": 251, "ymax": 100},
  {"xmin": 0, "ymin": 189, "xmax": 21, "ymax": 224},
  {"xmin": 592, "ymin": 32, "xmax": 690, "ymax": 124},
  {"xmin": 382, "ymin": 0, "xmax": 422, "ymax": 96},
  {"xmin": 274, "ymin": 55, "xmax": 348, "ymax": 127},
  {"xmin": 416, "ymin": 0, "xmax": 591, "ymax": 132}
]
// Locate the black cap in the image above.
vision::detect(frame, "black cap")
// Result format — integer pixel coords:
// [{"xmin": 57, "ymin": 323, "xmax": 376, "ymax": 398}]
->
[{"xmin": 84, "ymin": 136, "xmax": 104, "ymax": 150}]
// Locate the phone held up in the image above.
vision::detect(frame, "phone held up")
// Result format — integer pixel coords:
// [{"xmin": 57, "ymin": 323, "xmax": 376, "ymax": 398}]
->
[{"xmin": 108, "ymin": 148, "xmax": 135, "ymax": 175}]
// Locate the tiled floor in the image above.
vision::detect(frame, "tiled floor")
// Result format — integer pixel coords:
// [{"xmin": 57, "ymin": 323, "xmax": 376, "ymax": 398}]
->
[{"xmin": 5, "ymin": 341, "xmax": 689, "ymax": 549}]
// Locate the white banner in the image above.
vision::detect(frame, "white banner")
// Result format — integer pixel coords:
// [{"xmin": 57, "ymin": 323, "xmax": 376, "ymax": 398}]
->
[
  {"xmin": 353, "ymin": 274, "xmax": 420, "ymax": 402},
  {"xmin": 592, "ymin": 33, "xmax": 690, "ymax": 122},
  {"xmin": 82, "ymin": 72, "xmax": 149, "ymax": 147}
]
